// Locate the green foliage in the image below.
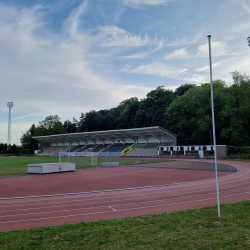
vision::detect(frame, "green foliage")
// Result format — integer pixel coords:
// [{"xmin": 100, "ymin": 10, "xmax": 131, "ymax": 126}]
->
[
  {"xmin": 21, "ymin": 124, "xmax": 38, "ymax": 150},
  {"xmin": 165, "ymin": 73, "xmax": 250, "ymax": 146},
  {"xmin": 174, "ymin": 83, "xmax": 196, "ymax": 97},
  {"xmin": 22, "ymin": 149, "xmax": 34, "ymax": 154},
  {"xmin": 22, "ymin": 71, "xmax": 250, "ymax": 147},
  {"xmin": 76, "ymin": 87, "xmax": 176, "ymax": 132},
  {"xmin": 0, "ymin": 143, "xmax": 7, "ymax": 151},
  {"xmin": 35, "ymin": 115, "xmax": 66, "ymax": 136},
  {"xmin": 228, "ymin": 146, "xmax": 250, "ymax": 154},
  {"xmin": 63, "ymin": 118, "xmax": 78, "ymax": 133}
]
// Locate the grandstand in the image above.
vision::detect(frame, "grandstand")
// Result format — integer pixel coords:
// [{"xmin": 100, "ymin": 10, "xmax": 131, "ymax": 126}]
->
[{"xmin": 33, "ymin": 127, "xmax": 177, "ymax": 158}]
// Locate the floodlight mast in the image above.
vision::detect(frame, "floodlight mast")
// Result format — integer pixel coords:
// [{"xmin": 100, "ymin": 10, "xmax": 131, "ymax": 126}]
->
[
  {"xmin": 207, "ymin": 35, "xmax": 221, "ymax": 219},
  {"xmin": 7, "ymin": 102, "xmax": 14, "ymax": 151}
]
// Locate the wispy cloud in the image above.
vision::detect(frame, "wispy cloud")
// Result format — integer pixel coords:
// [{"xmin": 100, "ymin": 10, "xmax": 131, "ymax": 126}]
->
[
  {"xmin": 121, "ymin": 62, "xmax": 206, "ymax": 82},
  {"xmin": 98, "ymin": 25, "xmax": 157, "ymax": 47},
  {"xmin": 196, "ymin": 63, "xmax": 220, "ymax": 72},
  {"xmin": 165, "ymin": 40, "xmax": 234, "ymax": 60},
  {"xmin": 122, "ymin": 40, "xmax": 164, "ymax": 59},
  {"xmin": 166, "ymin": 30, "xmax": 204, "ymax": 46},
  {"xmin": 164, "ymin": 48, "xmax": 189, "ymax": 60},
  {"xmin": 197, "ymin": 41, "xmax": 230, "ymax": 57},
  {"xmin": 123, "ymin": 0, "xmax": 174, "ymax": 8},
  {"xmin": 13, "ymin": 112, "xmax": 47, "ymax": 120},
  {"xmin": 241, "ymin": 2, "xmax": 250, "ymax": 14},
  {"xmin": 62, "ymin": 1, "xmax": 87, "ymax": 37}
]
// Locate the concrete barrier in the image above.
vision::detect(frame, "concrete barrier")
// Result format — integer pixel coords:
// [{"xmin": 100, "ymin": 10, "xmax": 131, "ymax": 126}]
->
[
  {"xmin": 101, "ymin": 162, "xmax": 119, "ymax": 167},
  {"xmin": 133, "ymin": 160, "xmax": 143, "ymax": 165}
]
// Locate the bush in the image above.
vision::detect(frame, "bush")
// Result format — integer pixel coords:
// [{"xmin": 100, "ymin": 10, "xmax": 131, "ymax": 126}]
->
[
  {"xmin": 21, "ymin": 149, "xmax": 34, "ymax": 154},
  {"xmin": 27, "ymin": 149, "xmax": 34, "ymax": 154},
  {"xmin": 228, "ymin": 146, "xmax": 250, "ymax": 154},
  {"xmin": 0, "ymin": 150, "xmax": 18, "ymax": 155}
]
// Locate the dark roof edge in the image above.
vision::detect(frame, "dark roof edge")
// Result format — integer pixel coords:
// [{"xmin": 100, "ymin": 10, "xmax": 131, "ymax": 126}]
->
[{"xmin": 33, "ymin": 126, "xmax": 177, "ymax": 139}]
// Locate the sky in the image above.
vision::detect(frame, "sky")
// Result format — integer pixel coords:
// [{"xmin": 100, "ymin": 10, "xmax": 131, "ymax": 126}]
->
[{"xmin": 0, "ymin": 0, "xmax": 250, "ymax": 145}]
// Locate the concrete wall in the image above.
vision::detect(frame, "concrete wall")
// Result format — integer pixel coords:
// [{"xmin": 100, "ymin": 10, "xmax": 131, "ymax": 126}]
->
[{"xmin": 216, "ymin": 145, "xmax": 228, "ymax": 158}]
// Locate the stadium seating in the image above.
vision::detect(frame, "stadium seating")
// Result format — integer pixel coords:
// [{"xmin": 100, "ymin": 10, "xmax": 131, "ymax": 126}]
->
[
  {"xmin": 126, "ymin": 143, "xmax": 160, "ymax": 157},
  {"xmin": 39, "ymin": 146, "xmax": 65, "ymax": 156},
  {"xmin": 98, "ymin": 143, "xmax": 132, "ymax": 157},
  {"xmin": 39, "ymin": 142, "xmax": 165, "ymax": 158}
]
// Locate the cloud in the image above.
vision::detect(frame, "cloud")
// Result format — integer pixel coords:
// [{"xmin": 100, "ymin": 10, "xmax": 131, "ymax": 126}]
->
[
  {"xmin": 241, "ymin": 2, "xmax": 250, "ymax": 14},
  {"xmin": 12, "ymin": 112, "xmax": 47, "ymax": 121},
  {"xmin": 164, "ymin": 48, "xmax": 189, "ymax": 60},
  {"xmin": 196, "ymin": 63, "xmax": 220, "ymax": 72},
  {"xmin": 63, "ymin": 1, "xmax": 87, "ymax": 37},
  {"xmin": 98, "ymin": 25, "xmax": 156, "ymax": 47},
  {"xmin": 122, "ymin": 40, "xmax": 164, "ymax": 59},
  {"xmin": 166, "ymin": 30, "xmax": 204, "ymax": 46},
  {"xmin": 197, "ymin": 41, "xmax": 229, "ymax": 57},
  {"xmin": 121, "ymin": 62, "xmax": 206, "ymax": 82},
  {"xmin": 123, "ymin": 0, "xmax": 174, "ymax": 8},
  {"xmin": 164, "ymin": 41, "xmax": 233, "ymax": 61},
  {"xmin": 0, "ymin": 2, "xmax": 158, "ymax": 144}
]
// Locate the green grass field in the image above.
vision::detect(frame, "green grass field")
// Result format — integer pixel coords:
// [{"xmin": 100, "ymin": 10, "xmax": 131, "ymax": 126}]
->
[
  {"xmin": 0, "ymin": 157, "xmax": 172, "ymax": 176},
  {"xmin": 1, "ymin": 201, "xmax": 250, "ymax": 249}
]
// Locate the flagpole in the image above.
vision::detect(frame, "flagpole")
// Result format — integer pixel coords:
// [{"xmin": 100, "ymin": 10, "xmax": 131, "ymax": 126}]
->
[{"xmin": 207, "ymin": 35, "xmax": 221, "ymax": 218}]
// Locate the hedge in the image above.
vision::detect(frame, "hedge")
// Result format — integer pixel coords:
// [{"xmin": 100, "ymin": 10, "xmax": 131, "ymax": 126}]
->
[{"xmin": 228, "ymin": 146, "xmax": 250, "ymax": 154}]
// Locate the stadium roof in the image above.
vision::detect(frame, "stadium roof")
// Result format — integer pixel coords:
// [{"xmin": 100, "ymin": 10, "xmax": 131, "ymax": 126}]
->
[{"xmin": 33, "ymin": 126, "xmax": 177, "ymax": 145}]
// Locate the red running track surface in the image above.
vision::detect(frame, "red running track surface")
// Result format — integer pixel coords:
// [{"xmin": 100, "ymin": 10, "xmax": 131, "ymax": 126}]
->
[{"xmin": 0, "ymin": 159, "xmax": 249, "ymax": 232}]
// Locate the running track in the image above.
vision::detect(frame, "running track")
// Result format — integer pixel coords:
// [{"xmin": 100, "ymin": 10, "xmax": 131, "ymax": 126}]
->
[{"xmin": 0, "ymin": 159, "xmax": 250, "ymax": 232}]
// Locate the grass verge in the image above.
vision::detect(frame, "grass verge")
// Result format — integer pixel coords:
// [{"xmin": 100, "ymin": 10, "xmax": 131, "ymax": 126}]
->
[
  {"xmin": 0, "ymin": 157, "xmax": 172, "ymax": 176},
  {"xmin": 222, "ymin": 156, "xmax": 250, "ymax": 162},
  {"xmin": 1, "ymin": 200, "xmax": 250, "ymax": 249}
]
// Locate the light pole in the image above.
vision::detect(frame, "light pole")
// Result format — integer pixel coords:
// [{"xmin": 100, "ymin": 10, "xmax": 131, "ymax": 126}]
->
[
  {"xmin": 207, "ymin": 35, "xmax": 221, "ymax": 219},
  {"xmin": 21, "ymin": 131, "xmax": 23, "ymax": 153},
  {"xmin": 7, "ymin": 102, "xmax": 13, "ymax": 151}
]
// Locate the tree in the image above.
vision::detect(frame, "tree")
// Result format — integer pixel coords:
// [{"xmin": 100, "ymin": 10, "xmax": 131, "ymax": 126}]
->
[
  {"xmin": 118, "ymin": 98, "xmax": 139, "ymax": 129},
  {"xmin": 247, "ymin": 35, "xmax": 250, "ymax": 46},
  {"xmin": 63, "ymin": 119, "xmax": 78, "ymax": 133},
  {"xmin": 21, "ymin": 124, "xmax": 38, "ymax": 149},
  {"xmin": 141, "ymin": 86, "xmax": 175, "ymax": 127},
  {"xmin": 220, "ymin": 72, "xmax": 250, "ymax": 146},
  {"xmin": 0, "ymin": 143, "xmax": 7, "ymax": 151},
  {"xmin": 77, "ymin": 110, "xmax": 105, "ymax": 132},
  {"xmin": 174, "ymin": 83, "xmax": 196, "ymax": 97},
  {"xmin": 34, "ymin": 115, "xmax": 66, "ymax": 136},
  {"xmin": 164, "ymin": 81, "xmax": 228, "ymax": 145}
]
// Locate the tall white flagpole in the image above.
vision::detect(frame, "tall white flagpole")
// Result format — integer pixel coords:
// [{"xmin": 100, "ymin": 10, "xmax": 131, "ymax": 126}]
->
[{"xmin": 207, "ymin": 35, "xmax": 221, "ymax": 218}]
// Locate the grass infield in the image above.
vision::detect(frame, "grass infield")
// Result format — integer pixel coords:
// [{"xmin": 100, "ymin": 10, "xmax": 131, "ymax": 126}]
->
[
  {"xmin": 1, "ymin": 201, "xmax": 250, "ymax": 249},
  {"xmin": 0, "ymin": 157, "xmax": 172, "ymax": 176}
]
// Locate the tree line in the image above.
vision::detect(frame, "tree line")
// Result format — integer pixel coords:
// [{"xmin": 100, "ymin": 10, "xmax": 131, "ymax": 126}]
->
[{"xmin": 21, "ymin": 71, "xmax": 250, "ymax": 149}]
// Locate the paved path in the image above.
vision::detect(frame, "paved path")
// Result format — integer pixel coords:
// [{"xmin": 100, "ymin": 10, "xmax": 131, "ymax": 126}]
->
[{"xmin": 0, "ymin": 159, "xmax": 249, "ymax": 231}]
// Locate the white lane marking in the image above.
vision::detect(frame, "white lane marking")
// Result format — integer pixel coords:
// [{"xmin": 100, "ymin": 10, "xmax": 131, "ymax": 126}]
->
[
  {"xmin": 0, "ymin": 168, "xmax": 244, "ymax": 205},
  {"xmin": 0, "ymin": 160, "xmax": 245, "ymax": 202},
  {"xmin": 1, "ymin": 184, "xmax": 250, "ymax": 214},
  {"xmin": 1, "ymin": 191, "xmax": 250, "ymax": 224},
  {"xmin": 0, "ymin": 161, "xmax": 249, "ymax": 212},
  {"xmin": 1, "ymin": 190, "xmax": 250, "ymax": 219},
  {"xmin": 1, "ymin": 171, "xmax": 250, "ymax": 210}
]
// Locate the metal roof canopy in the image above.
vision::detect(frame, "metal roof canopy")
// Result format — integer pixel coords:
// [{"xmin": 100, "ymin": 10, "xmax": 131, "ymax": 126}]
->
[{"xmin": 33, "ymin": 126, "xmax": 177, "ymax": 145}]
